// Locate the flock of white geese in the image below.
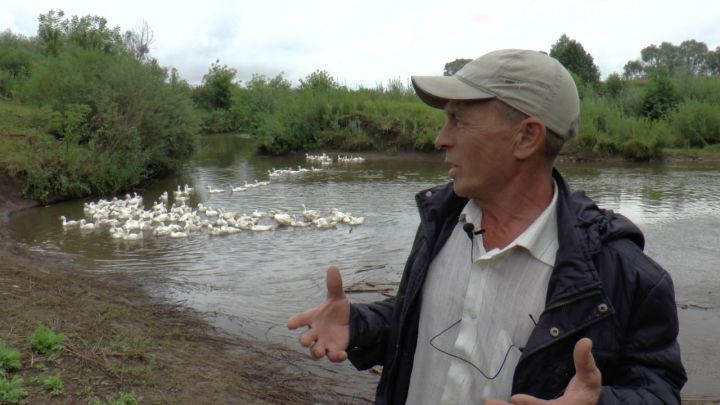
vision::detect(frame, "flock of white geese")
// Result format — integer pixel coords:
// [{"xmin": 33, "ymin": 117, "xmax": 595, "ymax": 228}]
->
[
  {"xmin": 59, "ymin": 180, "xmax": 365, "ymax": 241},
  {"xmin": 306, "ymin": 153, "xmax": 365, "ymax": 165}
]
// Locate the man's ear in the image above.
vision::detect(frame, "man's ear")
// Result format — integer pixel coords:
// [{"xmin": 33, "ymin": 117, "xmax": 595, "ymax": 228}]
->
[{"xmin": 512, "ymin": 118, "xmax": 546, "ymax": 160}]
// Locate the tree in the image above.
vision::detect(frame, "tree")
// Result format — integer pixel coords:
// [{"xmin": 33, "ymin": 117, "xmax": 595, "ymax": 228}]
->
[
  {"xmin": 641, "ymin": 74, "xmax": 680, "ymax": 120},
  {"xmin": 37, "ymin": 10, "xmax": 65, "ymax": 55},
  {"xmin": 194, "ymin": 60, "xmax": 237, "ymax": 110},
  {"xmin": 37, "ymin": 10, "xmax": 125, "ymax": 56},
  {"xmin": 678, "ymin": 39, "xmax": 708, "ymax": 75},
  {"xmin": 625, "ymin": 40, "xmax": 713, "ymax": 79},
  {"xmin": 124, "ymin": 21, "xmax": 154, "ymax": 62},
  {"xmin": 549, "ymin": 34, "xmax": 600, "ymax": 85},
  {"xmin": 443, "ymin": 58, "xmax": 471, "ymax": 76},
  {"xmin": 623, "ymin": 60, "xmax": 644, "ymax": 80},
  {"xmin": 603, "ymin": 73, "xmax": 624, "ymax": 98},
  {"xmin": 299, "ymin": 70, "xmax": 339, "ymax": 92},
  {"xmin": 707, "ymin": 47, "xmax": 720, "ymax": 75}
]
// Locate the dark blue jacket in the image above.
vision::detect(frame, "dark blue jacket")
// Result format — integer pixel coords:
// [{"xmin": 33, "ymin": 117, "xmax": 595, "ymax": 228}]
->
[{"xmin": 347, "ymin": 170, "xmax": 686, "ymax": 404}]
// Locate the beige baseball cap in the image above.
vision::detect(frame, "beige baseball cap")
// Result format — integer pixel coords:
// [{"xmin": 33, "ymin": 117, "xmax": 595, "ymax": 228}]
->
[{"xmin": 411, "ymin": 49, "xmax": 580, "ymax": 139}]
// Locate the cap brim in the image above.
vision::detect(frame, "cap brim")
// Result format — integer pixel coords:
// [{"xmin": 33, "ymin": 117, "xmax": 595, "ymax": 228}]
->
[{"xmin": 411, "ymin": 76, "xmax": 495, "ymax": 109}]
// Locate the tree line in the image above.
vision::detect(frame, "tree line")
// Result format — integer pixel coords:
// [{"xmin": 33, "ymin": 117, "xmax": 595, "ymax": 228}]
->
[
  {"xmin": 1, "ymin": 11, "xmax": 719, "ymax": 202},
  {"xmin": 0, "ymin": 10, "xmax": 198, "ymax": 202},
  {"xmin": 444, "ymin": 35, "xmax": 720, "ymax": 159}
]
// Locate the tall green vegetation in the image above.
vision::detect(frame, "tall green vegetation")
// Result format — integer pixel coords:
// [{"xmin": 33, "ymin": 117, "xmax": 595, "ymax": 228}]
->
[
  {"xmin": 550, "ymin": 34, "xmax": 601, "ymax": 85},
  {"xmin": 3, "ymin": 11, "xmax": 720, "ymax": 205},
  {"xmin": 0, "ymin": 10, "xmax": 199, "ymax": 202},
  {"xmin": 550, "ymin": 36, "xmax": 720, "ymax": 160}
]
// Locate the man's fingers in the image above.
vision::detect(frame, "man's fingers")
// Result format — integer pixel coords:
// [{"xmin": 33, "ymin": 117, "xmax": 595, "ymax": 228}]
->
[
  {"xmin": 326, "ymin": 266, "xmax": 345, "ymax": 300},
  {"xmin": 574, "ymin": 337, "xmax": 601, "ymax": 387},
  {"xmin": 299, "ymin": 330, "xmax": 317, "ymax": 347},
  {"xmin": 287, "ymin": 308, "xmax": 315, "ymax": 330},
  {"xmin": 509, "ymin": 394, "xmax": 546, "ymax": 405},
  {"xmin": 310, "ymin": 341, "xmax": 326, "ymax": 359},
  {"xmin": 326, "ymin": 350, "xmax": 348, "ymax": 363}
]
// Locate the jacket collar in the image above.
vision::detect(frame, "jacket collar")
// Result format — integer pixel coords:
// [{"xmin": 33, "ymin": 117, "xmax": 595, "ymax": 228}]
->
[{"xmin": 414, "ymin": 169, "xmax": 620, "ymax": 307}]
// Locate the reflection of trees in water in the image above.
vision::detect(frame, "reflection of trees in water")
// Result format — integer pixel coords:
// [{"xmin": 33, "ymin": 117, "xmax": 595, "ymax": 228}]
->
[{"xmin": 558, "ymin": 162, "xmax": 720, "ymax": 224}]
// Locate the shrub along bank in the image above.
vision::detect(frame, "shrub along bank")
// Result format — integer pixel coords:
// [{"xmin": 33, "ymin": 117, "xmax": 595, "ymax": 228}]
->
[{"xmin": 2, "ymin": 12, "xmax": 720, "ymax": 204}]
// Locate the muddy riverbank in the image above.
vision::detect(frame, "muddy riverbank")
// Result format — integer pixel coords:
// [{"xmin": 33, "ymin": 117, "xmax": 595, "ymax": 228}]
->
[{"xmin": 0, "ymin": 173, "xmax": 371, "ymax": 404}]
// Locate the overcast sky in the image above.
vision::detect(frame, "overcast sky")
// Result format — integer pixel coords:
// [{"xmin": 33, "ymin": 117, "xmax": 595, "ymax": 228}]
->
[{"xmin": 2, "ymin": 0, "xmax": 720, "ymax": 87}]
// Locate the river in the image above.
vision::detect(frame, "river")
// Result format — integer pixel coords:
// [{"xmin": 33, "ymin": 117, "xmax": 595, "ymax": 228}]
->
[{"xmin": 7, "ymin": 134, "xmax": 720, "ymax": 400}]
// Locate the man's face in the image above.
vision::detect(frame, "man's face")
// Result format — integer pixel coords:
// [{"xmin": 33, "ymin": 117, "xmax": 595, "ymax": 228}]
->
[{"xmin": 434, "ymin": 100, "xmax": 518, "ymax": 200}]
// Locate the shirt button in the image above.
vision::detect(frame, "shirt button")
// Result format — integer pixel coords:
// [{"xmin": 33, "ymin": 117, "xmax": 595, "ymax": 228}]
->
[
  {"xmin": 549, "ymin": 327, "xmax": 560, "ymax": 337},
  {"xmin": 425, "ymin": 191, "xmax": 432, "ymax": 197},
  {"xmin": 598, "ymin": 303, "xmax": 609, "ymax": 313}
]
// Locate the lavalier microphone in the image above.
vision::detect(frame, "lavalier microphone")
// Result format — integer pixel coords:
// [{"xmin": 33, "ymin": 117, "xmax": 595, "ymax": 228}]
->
[{"xmin": 462, "ymin": 222, "xmax": 485, "ymax": 240}]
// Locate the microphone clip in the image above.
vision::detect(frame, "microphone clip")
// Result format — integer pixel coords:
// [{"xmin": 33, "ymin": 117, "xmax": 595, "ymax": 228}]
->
[{"xmin": 460, "ymin": 214, "xmax": 485, "ymax": 240}]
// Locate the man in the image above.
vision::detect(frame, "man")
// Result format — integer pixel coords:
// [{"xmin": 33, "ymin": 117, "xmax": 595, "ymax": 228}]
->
[{"xmin": 288, "ymin": 49, "xmax": 686, "ymax": 404}]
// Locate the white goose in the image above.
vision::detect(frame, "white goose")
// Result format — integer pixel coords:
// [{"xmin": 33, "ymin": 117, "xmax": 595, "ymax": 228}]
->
[
  {"xmin": 79, "ymin": 219, "xmax": 96, "ymax": 231},
  {"xmin": 273, "ymin": 212, "xmax": 293, "ymax": 226},
  {"xmin": 207, "ymin": 185, "xmax": 225, "ymax": 194},
  {"xmin": 301, "ymin": 204, "xmax": 320, "ymax": 222},
  {"xmin": 347, "ymin": 216, "xmax": 365, "ymax": 226},
  {"xmin": 314, "ymin": 217, "xmax": 337, "ymax": 229},
  {"xmin": 59, "ymin": 216, "xmax": 80, "ymax": 228}
]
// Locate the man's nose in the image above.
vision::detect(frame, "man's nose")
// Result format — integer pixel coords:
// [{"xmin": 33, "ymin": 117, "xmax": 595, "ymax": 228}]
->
[{"xmin": 434, "ymin": 123, "xmax": 453, "ymax": 150}]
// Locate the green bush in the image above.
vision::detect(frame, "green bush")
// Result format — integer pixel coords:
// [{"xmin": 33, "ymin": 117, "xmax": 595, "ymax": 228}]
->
[
  {"xmin": 40, "ymin": 374, "xmax": 63, "ymax": 396},
  {"xmin": 0, "ymin": 375, "xmax": 27, "ymax": 404},
  {"xmin": 105, "ymin": 391, "xmax": 141, "ymax": 405},
  {"xmin": 29, "ymin": 325, "xmax": 66, "ymax": 354},
  {"xmin": 673, "ymin": 74, "xmax": 720, "ymax": 104},
  {"xmin": 641, "ymin": 74, "xmax": 680, "ymax": 120},
  {"xmin": 0, "ymin": 341, "xmax": 22, "ymax": 372},
  {"xmin": 669, "ymin": 100, "xmax": 720, "ymax": 147}
]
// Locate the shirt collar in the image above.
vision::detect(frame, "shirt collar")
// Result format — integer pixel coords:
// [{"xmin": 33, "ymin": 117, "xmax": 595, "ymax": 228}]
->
[
  {"xmin": 459, "ymin": 181, "xmax": 559, "ymax": 266},
  {"xmin": 514, "ymin": 181, "xmax": 559, "ymax": 266}
]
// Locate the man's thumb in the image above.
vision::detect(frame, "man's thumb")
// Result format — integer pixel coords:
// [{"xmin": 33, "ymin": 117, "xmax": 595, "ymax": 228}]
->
[
  {"xmin": 326, "ymin": 266, "xmax": 345, "ymax": 299},
  {"xmin": 574, "ymin": 338, "xmax": 601, "ymax": 386}
]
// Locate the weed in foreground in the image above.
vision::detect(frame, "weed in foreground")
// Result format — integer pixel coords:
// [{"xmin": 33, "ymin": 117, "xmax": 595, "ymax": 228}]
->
[
  {"xmin": 29, "ymin": 324, "xmax": 66, "ymax": 354},
  {"xmin": 35, "ymin": 374, "xmax": 63, "ymax": 397},
  {"xmin": 0, "ymin": 340, "xmax": 22, "ymax": 372},
  {"xmin": 0, "ymin": 375, "xmax": 28, "ymax": 404},
  {"xmin": 89, "ymin": 391, "xmax": 141, "ymax": 405}
]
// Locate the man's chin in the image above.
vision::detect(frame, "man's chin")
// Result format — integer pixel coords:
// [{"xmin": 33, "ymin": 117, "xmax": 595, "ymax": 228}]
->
[{"xmin": 451, "ymin": 182, "xmax": 468, "ymax": 198}]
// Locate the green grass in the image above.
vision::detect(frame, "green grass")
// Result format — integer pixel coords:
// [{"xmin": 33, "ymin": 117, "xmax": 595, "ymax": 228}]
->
[
  {"xmin": 664, "ymin": 145, "xmax": 720, "ymax": 159},
  {"xmin": 0, "ymin": 340, "xmax": 22, "ymax": 372},
  {"xmin": 0, "ymin": 375, "xmax": 27, "ymax": 404},
  {"xmin": 0, "ymin": 100, "xmax": 51, "ymax": 137},
  {"xmin": 28, "ymin": 325, "xmax": 66, "ymax": 355},
  {"xmin": 29, "ymin": 374, "xmax": 63, "ymax": 397},
  {"xmin": 89, "ymin": 391, "xmax": 141, "ymax": 405}
]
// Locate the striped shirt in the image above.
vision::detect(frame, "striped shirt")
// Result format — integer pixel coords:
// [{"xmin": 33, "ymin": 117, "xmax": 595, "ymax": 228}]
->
[{"xmin": 406, "ymin": 184, "xmax": 559, "ymax": 404}]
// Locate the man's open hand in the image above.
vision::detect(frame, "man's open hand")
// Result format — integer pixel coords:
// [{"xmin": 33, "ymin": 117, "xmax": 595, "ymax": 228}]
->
[
  {"xmin": 287, "ymin": 266, "xmax": 351, "ymax": 362},
  {"xmin": 485, "ymin": 338, "xmax": 601, "ymax": 405}
]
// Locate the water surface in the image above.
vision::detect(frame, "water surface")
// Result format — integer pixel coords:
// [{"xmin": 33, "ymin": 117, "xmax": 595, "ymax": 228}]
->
[{"xmin": 8, "ymin": 134, "xmax": 720, "ymax": 398}]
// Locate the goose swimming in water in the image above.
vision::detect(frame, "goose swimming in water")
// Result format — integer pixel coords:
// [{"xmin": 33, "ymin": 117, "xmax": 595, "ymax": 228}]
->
[
  {"xmin": 59, "ymin": 215, "xmax": 80, "ymax": 228},
  {"xmin": 301, "ymin": 204, "xmax": 320, "ymax": 222},
  {"xmin": 207, "ymin": 185, "xmax": 225, "ymax": 194},
  {"xmin": 273, "ymin": 213, "xmax": 293, "ymax": 226}
]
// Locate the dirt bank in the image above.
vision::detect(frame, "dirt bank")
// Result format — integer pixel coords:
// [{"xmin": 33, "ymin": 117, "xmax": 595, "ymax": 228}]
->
[{"xmin": 0, "ymin": 173, "xmax": 364, "ymax": 404}]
